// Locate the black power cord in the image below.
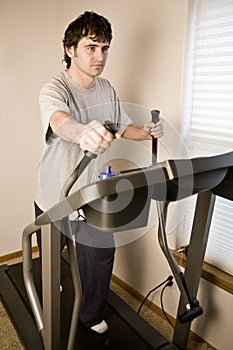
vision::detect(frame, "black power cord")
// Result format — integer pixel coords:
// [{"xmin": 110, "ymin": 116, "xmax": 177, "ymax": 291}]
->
[
  {"xmin": 137, "ymin": 275, "xmax": 173, "ymax": 314},
  {"xmin": 160, "ymin": 280, "xmax": 175, "ymax": 329}
]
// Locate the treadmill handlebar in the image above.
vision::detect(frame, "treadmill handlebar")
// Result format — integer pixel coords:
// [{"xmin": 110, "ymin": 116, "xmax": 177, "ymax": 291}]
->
[
  {"xmin": 151, "ymin": 109, "xmax": 160, "ymax": 164},
  {"xmin": 83, "ymin": 120, "xmax": 118, "ymax": 158},
  {"xmin": 62, "ymin": 121, "xmax": 118, "ymax": 198}
]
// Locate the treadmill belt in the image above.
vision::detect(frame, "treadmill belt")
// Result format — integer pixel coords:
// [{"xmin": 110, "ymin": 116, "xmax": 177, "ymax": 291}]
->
[{"xmin": 0, "ymin": 256, "xmax": 169, "ymax": 350}]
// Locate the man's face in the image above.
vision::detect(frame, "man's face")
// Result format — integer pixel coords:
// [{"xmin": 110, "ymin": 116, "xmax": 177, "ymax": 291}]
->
[{"xmin": 67, "ymin": 36, "xmax": 110, "ymax": 78}]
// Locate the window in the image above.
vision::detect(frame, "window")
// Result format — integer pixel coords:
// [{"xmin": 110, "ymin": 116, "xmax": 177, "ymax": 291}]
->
[{"xmin": 180, "ymin": 0, "xmax": 233, "ymax": 275}]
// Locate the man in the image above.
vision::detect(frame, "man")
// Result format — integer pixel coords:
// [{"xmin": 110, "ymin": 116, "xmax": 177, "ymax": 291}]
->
[{"xmin": 35, "ymin": 11, "xmax": 163, "ymax": 334}]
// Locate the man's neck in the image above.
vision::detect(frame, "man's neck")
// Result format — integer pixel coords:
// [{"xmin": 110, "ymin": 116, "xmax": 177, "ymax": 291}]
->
[{"xmin": 66, "ymin": 67, "xmax": 95, "ymax": 89}]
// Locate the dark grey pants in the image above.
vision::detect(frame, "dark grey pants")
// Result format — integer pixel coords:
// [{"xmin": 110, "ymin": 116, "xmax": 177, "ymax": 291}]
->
[{"xmin": 34, "ymin": 203, "xmax": 115, "ymax": 328}]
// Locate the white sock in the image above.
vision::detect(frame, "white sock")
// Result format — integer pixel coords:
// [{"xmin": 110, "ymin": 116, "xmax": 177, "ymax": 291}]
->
[{"xmin": 90, "ymin": 320, "xmax": 108, "ymax": 334}]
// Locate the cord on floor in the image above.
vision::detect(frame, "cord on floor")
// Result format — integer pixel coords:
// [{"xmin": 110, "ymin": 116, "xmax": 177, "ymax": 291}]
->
[{"xmin": 137, "ymin": 275, "xmax": 173, "ymax": 315}]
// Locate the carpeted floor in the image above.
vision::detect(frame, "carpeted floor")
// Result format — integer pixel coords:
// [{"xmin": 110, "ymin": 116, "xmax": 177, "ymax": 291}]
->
[{"xmin": 0, "ymin": 256, "xmax": 215, "ymax": 350}]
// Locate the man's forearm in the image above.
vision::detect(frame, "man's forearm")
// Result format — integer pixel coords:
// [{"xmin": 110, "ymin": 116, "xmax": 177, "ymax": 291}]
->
[
  {"xmin": 50, "ymin": 110, "xmax": 84, "ymax": 143},
  {"xmin": 49, "ymin": 110, "xmax": 116, "ymax": 154},
  {"xmin": 122, "ymin": 124, "xmax": 152, "ymax": 141}
]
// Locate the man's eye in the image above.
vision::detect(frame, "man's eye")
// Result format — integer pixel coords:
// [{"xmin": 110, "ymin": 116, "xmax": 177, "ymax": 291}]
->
[{"xmin": 88, "ymin": 46, "xmax": 95, "ymax": 51}]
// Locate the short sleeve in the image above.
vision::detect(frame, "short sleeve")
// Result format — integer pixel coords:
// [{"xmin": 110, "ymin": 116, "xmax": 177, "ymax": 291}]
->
[{"xmin": 39, "ymin": 82, "xmax": 70, "ymax": 143}]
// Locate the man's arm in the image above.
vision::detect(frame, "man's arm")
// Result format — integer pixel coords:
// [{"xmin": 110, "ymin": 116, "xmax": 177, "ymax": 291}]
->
[
  {"xmin": 49, "ymin": 110, "xmax": 163, "ymax": 153},
  {"xmin": 50, "ymin": 110, "xmax": 84, "ymax": 143},
  {"xmin": 49, "ymin": 110, "xmax": 118, "ymax": 154},
  {"xmin": 122, "ymin": 119, "xmax": 164, "ymax": 141}
]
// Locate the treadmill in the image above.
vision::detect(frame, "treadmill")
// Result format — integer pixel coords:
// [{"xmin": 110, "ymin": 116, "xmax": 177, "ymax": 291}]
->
[{"xmin": 1, "ymin": 140, "xmax": 233, "ymax": 349}]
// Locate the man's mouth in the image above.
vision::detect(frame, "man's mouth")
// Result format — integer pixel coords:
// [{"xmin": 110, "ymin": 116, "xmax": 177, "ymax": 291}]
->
[{"xmin": 92, "ymin": 63, "xmax": 104, "ymax": 67}]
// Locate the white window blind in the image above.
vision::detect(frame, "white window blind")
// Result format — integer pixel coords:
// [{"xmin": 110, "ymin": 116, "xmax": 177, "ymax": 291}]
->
[{"xmin": 181, "ymin": 0, "xmax": 233, "ymax": 275}]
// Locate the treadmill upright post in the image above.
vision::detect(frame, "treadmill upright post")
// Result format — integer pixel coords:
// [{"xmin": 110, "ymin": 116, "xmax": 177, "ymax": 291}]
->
[
  {"xmin": 41, "ymin": 222, "xmax": 61, "ymax": 350},
  {"xmin": 172, "ymin": 190, "xmax": 216, "ymax": 348},
  {"xmin": 63, "ymin": 217, "xmax": 82, "ymax": 350}
]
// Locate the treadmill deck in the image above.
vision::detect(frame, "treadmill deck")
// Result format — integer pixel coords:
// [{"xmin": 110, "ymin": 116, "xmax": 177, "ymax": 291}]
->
[{"xmin": 0, "ymin": 255, "xmax": 173, "ymax": 350}]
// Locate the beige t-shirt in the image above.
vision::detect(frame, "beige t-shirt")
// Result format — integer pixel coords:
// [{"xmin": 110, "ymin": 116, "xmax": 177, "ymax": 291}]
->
[{"xmin": 35, "ymin": 71, "xmax": 132, "ymax": 211}]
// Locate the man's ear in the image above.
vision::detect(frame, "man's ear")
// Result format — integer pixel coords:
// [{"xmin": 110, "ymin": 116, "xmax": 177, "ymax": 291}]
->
[{"xmin": 65, "ymin": 46, "xmax": 75, "ymax": 58}]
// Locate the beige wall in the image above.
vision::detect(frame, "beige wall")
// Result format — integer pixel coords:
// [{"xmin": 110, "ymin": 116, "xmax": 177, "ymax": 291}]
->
[{"xmin": 0, "ymin": 1, "xmax": 232, "ymax": 349}]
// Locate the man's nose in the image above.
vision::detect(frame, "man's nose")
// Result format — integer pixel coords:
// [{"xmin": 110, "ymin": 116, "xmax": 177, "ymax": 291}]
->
[{"xmin": 95, "ymin": 49, "xmax": 105, "ymax": 61}]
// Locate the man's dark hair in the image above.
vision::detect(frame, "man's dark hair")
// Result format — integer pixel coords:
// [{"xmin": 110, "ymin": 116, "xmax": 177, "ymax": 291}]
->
[{"xmin": 63, "ymin": 11, "xmax": 112, "ymax": 68}]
